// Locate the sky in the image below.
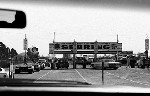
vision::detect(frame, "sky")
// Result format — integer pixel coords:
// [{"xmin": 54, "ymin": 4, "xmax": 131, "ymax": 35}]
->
[{"xmin": 0, "ymin": 0, "xmax": 150, "ymax": 57}]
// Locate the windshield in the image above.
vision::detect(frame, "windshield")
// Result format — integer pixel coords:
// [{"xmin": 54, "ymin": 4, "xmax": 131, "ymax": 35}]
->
[{"xmin": 1, "ymin": 0, "xmax": 150, "ymax": 93}]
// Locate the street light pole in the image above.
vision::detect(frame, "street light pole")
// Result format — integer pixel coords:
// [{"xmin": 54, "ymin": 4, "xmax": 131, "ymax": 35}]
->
[{"xmin": 73, "ymin": 39, "xmax": 76, "ymax": 69}]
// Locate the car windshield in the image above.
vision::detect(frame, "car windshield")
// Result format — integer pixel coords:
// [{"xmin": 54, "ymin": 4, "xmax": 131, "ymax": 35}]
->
[{"xmin": 0, "ymin": 0, "xmax": 150, "ymax": 93}]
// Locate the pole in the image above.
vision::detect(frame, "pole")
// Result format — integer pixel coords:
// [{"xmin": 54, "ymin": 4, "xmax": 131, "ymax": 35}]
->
[
  {"xmin": 73, "ymin": 53, "xmax": 76, "ymax": 69},
  {"xmin": 11, "ymin": 57, "xmax": 14, "ymax": 79},
  {"xmin": 8, "ymin": 48, "xmax": 11, "ymax": 78},
  {"xmin": 94, "ymin": 40, "xmax": 98, "ymax": 62},
  {"xmin": 145, "ymin": 34, "xmax": 149, "ymax": 68},
  {"xmin": 73, "ymin": 40, "xmax": 76, "ymax": 69},
  {"xmin": 53, "ymin": 32, "xmax": 55, "ymax": 57},
  {"xmin": 117, "ymin": 34, "xmax": 119, "ymax": 61},
  {"xmin": 24, "ymin": 34, "xmax": 27, "ymax": 64},
  {"xmin": 102, "ymin": 61, "xmax": 104, "ymax": 85},
  {"xmin": 9, "ymin": 58, "xmax": 10, "ymax": 78},
  {"xmin": 52, "ymin": 32, "xmax": 55, "ymax": 69}
]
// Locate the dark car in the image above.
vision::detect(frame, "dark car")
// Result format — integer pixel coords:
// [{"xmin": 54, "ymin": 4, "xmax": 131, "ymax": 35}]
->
[
  {"xmin": 38, "ymin": 59, "xmax": 46, "ymax": 70},
  {"xmin": 32, "ymin": 62, "xmax": 40, "ymax": 72},
  {"xmin": 56, "ymin": 59, "xmax": 69, "ymax": 69},
  {"xmin": 45, "ymin": 60, "xmax": 50, "ymax": 67}
]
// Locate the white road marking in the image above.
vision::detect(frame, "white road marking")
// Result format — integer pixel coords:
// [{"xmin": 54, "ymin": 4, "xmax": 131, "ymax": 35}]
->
[
  {"xmin": 34, "ymin": 70, "xmax": 52, "ymax": 82},
  {"xmin": 75, "ymin": 69, "xmax": 94, "ymax": 84},
  {"xmin": 75, "ymin": 69, "xmax": 88, "ymax": 82},
  {"xmin": 106, "ymin": 71, "xmax": 150, "ymax": 87}
]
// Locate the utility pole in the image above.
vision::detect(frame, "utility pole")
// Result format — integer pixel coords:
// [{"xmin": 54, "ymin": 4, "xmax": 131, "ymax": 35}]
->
[
  {"xmin": 73, "ymin": 39, "xmax": 76, "ymax": 69},
  {"xmin": 52, "ymin": 32, "xmax": 56, "ymax": 69},
  {"xmin": 116, "ymin": 34, "xmax": 119, "ymax": 61},
  {"xmin": 94, "ymin": 40, "xmax": 98, "ymax": 62},
  {"xmin": 53, "ymin": 32, "xmax": 55, "ymax": 58},
  {"xmin": 145, "ymin": 34, "xmax": 149, "ymax": 68},
  {"xmin": 145, "ymin": 34, "xmax": 149, "ymax": 59},
  {"xmin": 25, "ymin": 34, "xmax": 26, "ymax": 64}
]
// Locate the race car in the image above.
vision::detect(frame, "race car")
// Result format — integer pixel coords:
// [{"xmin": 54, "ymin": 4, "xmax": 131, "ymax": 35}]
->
[{"xmin": 91, "ymin": 59, "xmax": 121, "ymax": 70}]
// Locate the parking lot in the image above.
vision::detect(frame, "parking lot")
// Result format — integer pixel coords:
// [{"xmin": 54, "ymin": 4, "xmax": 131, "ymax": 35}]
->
[{"xmin": 12, "ymin": 64, "xmax": 150, "ymax": 88}]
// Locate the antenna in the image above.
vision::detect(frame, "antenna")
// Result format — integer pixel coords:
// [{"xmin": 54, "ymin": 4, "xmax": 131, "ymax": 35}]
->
[
  {"xmin": 146, "ymin": 34, "xmax": 149, "ymax": 39},
  {"xmin": 53, "ymin": 32, "xmax": 55, "ymax": 43},
  {"xmin": 117, "ymin": 34, "xmax": 119, "ymax": 43}
]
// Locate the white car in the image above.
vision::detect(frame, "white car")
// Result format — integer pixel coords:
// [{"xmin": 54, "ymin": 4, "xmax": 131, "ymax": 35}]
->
[
  {"xmin": 0, "ymin": 67, "xmax": 9, "ymax": 78},
  {"xmin": 91, "ymin": 59, "xmax": 121, "ymax": 70}
]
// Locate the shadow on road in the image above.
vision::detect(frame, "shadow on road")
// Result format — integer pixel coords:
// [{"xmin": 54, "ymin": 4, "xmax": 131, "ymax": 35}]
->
[{"xmin": 0, "ymin": 78, "xmax": 91, "ymax": 87}]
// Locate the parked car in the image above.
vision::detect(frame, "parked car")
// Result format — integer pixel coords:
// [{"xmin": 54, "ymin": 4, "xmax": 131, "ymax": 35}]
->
[
  {"xmin": 75, "ymin": 57, "xmax": 85, "ymax": 65},
  {"xmin": 38, "ymin": 59, "xmax": 46, "ymax": 70},
  {"xmin": 15, "ymin": 64, "xmax": 34, "ymax": 74},
  {"xmin": 56, "ymin": 59, "xmax": 69, "ymax": 69},
  {"xmin": 91, "ymin": 59, "xmax": 121, "ymax": 70},
  {"xmin": 118, "ymin": 57, "xmax": 127, "ymax": 66},
  {"xmin": 32, "ymin": 62, "xmax": 40, "ymax": 72},
  {"xmin": 45, "ymin": 60, "xmax": 50, "ymax": 67},
  {"xmin": 0, "ymin": 67, "xmax": 9, "ymax": 78}
]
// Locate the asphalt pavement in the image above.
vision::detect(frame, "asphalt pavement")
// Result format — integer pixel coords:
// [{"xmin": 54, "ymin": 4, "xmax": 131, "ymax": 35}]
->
[{"xmin": 12, "ymin": 65, "xmax": 150, "ymax": 88}]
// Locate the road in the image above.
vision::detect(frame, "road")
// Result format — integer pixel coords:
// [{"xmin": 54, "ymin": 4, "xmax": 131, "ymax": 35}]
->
[{"xmin": 12, "ymin": 64, "xmax": 150, "ymax": 88}]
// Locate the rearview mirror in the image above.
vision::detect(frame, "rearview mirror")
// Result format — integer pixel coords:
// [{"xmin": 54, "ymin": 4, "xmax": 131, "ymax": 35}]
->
[{"xmin": 0, "ymin": 8, "xmax": 26, "ymax": 28}]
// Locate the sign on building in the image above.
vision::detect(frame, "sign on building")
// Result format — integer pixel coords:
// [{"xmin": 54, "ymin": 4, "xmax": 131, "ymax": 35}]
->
[
  {"xmin": 49, "ymin": 42, "xmax": 122, "ymax": 54},
  {"xmin": 50, "ymin": 42, "xmax": 122, "ymax": 51}
]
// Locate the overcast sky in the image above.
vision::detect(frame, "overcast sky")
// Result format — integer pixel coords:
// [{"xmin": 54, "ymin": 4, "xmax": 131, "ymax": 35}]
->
[{"xmin": 0, "ymin": 0, "xmax": 150, "ymax": 56}]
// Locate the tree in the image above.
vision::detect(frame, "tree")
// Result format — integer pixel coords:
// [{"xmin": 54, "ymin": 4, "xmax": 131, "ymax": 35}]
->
[
  {"xmin": 10, "ymin": 48, "xmax": 18, "ymax": 58},
  {"xmin": 0, "ymin": 42, "xmax": 7, "ymax": 60},
  {"xmin": 5, "ymin": 47, "xmax": 10, "ymax": 59},
  {"xmin": 27, "ymin": 47, "xmax": 39, "ymax": 62}
]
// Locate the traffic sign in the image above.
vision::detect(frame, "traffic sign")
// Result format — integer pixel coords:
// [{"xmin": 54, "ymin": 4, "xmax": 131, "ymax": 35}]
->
[{"xmin": 145, "ymin": 39, "xmax": 149, "ymax": 50}]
